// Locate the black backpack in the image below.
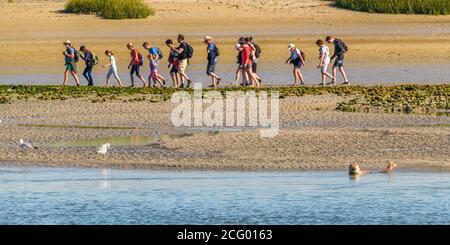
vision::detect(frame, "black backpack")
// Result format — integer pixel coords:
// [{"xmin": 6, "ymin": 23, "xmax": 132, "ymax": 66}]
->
[
  {"xmin": 337, "ymin": 39, "xmax": 349, "ymax": 52},
  {"xmin": 254, "ymin": 43, "xmax": 262, "ymax": 58},
  {"xmin": 156, "ymin": 48, "xmax": 163, "ymax": 60},
  {"xmin": 214, "ymin": 44, "xmax": 220, "ymax": 57},
  {"xmin": 185, "ymin": 43, "xmax": 194, "ymax": 59}
]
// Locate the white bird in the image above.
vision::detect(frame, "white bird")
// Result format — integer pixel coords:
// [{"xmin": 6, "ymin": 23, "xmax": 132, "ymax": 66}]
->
[
  {"xmin": 97, "ymin": 143, "xmax": 111, "ymax": 155},
  {"xmin": 19, "ymin": 139, "xmax": 37, "ymax": 149}
]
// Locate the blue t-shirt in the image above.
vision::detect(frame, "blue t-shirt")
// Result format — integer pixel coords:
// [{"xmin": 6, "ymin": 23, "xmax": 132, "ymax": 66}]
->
[
  {"xmin": 207, "ymin": 43, "xmax": 217, "ymax": 61},
  {"xmin": 65, "ymin": 47, "xmax": 74, "ymax": 64},
  {"xmin": 149, "ymin": 47, "xmax": 158, "ymax": 55}
]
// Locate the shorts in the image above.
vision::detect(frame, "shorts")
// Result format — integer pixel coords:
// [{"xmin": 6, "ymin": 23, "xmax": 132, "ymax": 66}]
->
[
  {"xmin": 170, "ymin": 66, "xmax": 178, "ymax": 74},
  {"xmin": 65, "ymin": 63, "xmax": 77, "ymax": 73},
  {"xmin": 321, "ymin": 61, "xmax": 330, "ymax": 73},
  {"xmin": 292, "ymin": 59, "xmax": 302, "ymax": 69},
  {"xmin": 252, "ymin": 62, "xmax": 258, "ymax": 73},
  {"xmin": 243, "ymin": 63, "xmax": 253, "ymax": 70},
  {"xmin": 178, "ymin": 59, "xmax": 188, "ymax": 74},
  {"xmin": 207, "ymin": 59, "xmax": 217, "ymax": 75},
  {"xmin": 107, "ymin": 68, "xmax": 119, "ymax": 79},
  {"xmin": 150, "ymin": 70, "xmax": 158, "ymax": 80},
  {"xmin": 130, "ymin": 64, "xmax": 141, "ymax": 75},
  {"xmin": 333, "ymin": 57, "xmax": 344, "ymax": 68}
]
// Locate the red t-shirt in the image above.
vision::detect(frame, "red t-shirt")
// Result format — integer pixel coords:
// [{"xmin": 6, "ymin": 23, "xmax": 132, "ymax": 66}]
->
[
  {"xmin": 241, "ymin": 44, "xmax": 253, "ymax": 65},
  {"xmin": 130, "ymin": 48, "xmax": 140, "ymax": 65}
]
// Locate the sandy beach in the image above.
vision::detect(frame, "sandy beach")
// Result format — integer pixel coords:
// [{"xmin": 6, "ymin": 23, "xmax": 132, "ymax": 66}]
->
[
  {"xmin": 0, "ymin": 89, "xmax": 448, "ymax": 170},
  {"xmin": 1, "ymin": 0, "xmax": 450, "ymax": 77}
]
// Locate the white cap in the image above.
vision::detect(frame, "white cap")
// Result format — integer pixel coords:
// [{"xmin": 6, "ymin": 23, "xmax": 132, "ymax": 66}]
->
[
  {"xmin": 235, "ymin": 43, "xmax": 241, "ymax": 49},
  {"xmin": 63, "ymin": 40, "xmax": 72, "ymax": 45},
  {"xmin": 288, "ymin": 44, "xmax": 295, "ymax": 50}
]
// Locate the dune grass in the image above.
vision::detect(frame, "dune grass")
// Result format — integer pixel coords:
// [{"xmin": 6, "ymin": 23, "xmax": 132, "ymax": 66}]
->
[
  {"xmin": 0, "ymin": 84, "xmax": 448, "ymax": 115},
  {"xmin": 335, "ymin": 0, "xmax": 450, "ymax": 15},
  {"xmin": 65, "ymin": 0, "xmax": 155, "ymax": 19}
]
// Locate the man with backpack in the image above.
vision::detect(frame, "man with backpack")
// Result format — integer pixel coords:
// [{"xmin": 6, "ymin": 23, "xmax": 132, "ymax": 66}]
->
[
  {"xmin": 204, "ymin": 36, "xmax": 222, "ymax": 88},
  {"xmin": 79, "ymin": 45, "xmax": 97, "ymax": 86},
  {"xmin": 127, "ymin": 43, "xmax": 147, "ymax": 87},
  {"xmin": 62, "ymin": 40, "xmax": 81, "ymax": 86},
  {"xmin": 326, "ymin": 36, "xmax": 350, "ymax": 85},
  {"xmin": 168, "ymin": 34, "xmax": 194, "ymax": 88},
  {"xmin": 143, "ymin": 42, "xmax": 166, "ymax": 85}
]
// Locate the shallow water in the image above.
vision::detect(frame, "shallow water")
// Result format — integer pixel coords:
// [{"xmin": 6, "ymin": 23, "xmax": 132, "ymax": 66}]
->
[
  {"xmin": 0, "ymin": 166, "xmax": 449, "ymax": 225},
  {"xmin": 53, "ymin": 131, "xmax": 222, "ymax": 147},
  {"xmin": 1, "ymin": 63, "xmax": 449, "ymax": 86}
]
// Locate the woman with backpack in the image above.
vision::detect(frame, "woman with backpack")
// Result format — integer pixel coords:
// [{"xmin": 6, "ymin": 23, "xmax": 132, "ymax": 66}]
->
[
  {"xmin": 79, "ymin": 45, "xmax": 97, "ymax": 86},
  {"xmin": 285, "ymin": 44, "xmax": 306, "ymax": 86},
  {"xmin": 62, "ymin": 40, "xmax": 81, "ymax": 86}
]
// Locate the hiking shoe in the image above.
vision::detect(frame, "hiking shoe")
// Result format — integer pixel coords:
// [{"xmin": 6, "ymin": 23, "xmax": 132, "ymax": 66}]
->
[
  {"xmin": 217, "ymin": 78, "xmax": 222, "ymax": 86},
  {"xmin": 342, "ymin": 81, "xmax": 351, "ymax": 85},
  {"xmin": 187, "ymin": 80, "xmax": 193, "ymax": 88}
]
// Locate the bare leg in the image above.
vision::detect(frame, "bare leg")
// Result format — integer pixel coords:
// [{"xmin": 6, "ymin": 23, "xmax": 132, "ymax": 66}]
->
[
  {"xmin": 155, "ymin": 77, "xmax": 164, "ymax": 87},
  {"xmin": 71, "ymin": 71, "xmax": 81, "ymax": 86},
  {"xmin": 63, "ymin": 70, "xmax": 69, "ymax": 86},
  {"xmin": 297, "ymin": 69, "xmax": 305, "ymax": 85},
  {"xmin": 332, "ymin": 67, "xmax": 338, "ymax": 84},
  {"xmin": 234, "ymin": 67, "xmax": 241, "ymax": 86},
  {"xmin": 137, "ymin": 75, "xmax": 147, "ymax": 87},
  {"xmin": 114, "ymin": 74, "xmax": 123, "ymax": 87},
  {"xmin": 339, "ymin": 67, "xmax": 349, "ymax": 84},
  {"xmin": 293, "ymin": 69, "xmax": 298, "ymax": 85}
]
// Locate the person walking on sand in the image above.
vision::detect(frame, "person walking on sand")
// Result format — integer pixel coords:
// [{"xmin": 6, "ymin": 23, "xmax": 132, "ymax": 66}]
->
[
  {"xmin": 204, "ymin": 36, "xmax": 222, "ymax": 88},
  {"xmin": 102, "ymin": 50, "xmax": 123, "ymax": 87},
  {"xmin": 165, "ymin": 39, "xmax": 180, "ymax": 88},
  {"xmin": 240, "ymin": 38, "xmax": 260, "ymax": 88},
  {"xmin": 316, "ymin": 39, "xmax": 334, "ymax": 86},
  {"xmin": 62, "ymin": 40, "xmax": 80, "ymax": 86},
  {"xmin": 143, "ymin": 42, "xmax": 166, "ymax": 85},
  {"xmin": 326, "ymin": 36, "xmax": 350, "ymax": 85},
  {"xmin": 233, "ymin": 42, "xmax": 248, "ymax": 87},
  {"xmin": 285, "ymin": 44, "xmax": 306, "ymax": 86},
  {"xmin": 79, "ymin": 45, "xmax": 96, "ymax": 86},
  {"xmin": 126, "ymin": 43, "xmax": 147, "ymax": 87},
  {"xmin": 168, "ymin": 34, "xmax": 194, "ymax": 88},
  {"xmin": 248, "ymin": 37, "xmax": 262, "ymax": 84},
  {"xmin": 148, "ymin": 53, "xmax": 165, "ymax": 87}
]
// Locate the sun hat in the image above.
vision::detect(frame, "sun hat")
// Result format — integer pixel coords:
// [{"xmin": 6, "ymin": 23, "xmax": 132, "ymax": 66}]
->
[
  {"xmin": 288, "ymin": 44, "xmax": 295, "ymax": 50},
  {"xmin": 204, "ymin": 36, "xmax": 213, "ymax": 42},
  {"xmin": 63, "ymin": 40, "xmax": 72, "ymax": 45}
]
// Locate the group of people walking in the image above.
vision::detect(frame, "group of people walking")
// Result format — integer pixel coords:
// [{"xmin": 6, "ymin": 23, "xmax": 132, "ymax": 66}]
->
[{"xmin": 62, "ymin": 34, "xmax": 350, "ymax": 88}]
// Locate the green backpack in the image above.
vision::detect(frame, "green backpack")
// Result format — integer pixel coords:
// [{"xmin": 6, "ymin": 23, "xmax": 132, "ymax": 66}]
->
[{"xmin": 91, "ymin": 52, "xmax": 99, "ymax": 66}]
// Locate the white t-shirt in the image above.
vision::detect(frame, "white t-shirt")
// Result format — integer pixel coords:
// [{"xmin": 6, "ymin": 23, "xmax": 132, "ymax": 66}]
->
[
  {"xmin": 110, "ymin": 55, "xmax": 117, "ymax": 71},
  {"xmin": 319, "ymin": 45, "xmax": 330, "ymax": 65}
]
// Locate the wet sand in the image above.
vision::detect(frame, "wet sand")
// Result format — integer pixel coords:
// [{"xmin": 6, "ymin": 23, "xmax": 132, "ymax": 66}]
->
[{"xmin": 0, "ymin": 94, "xmax": 449, "ymax": 170}]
